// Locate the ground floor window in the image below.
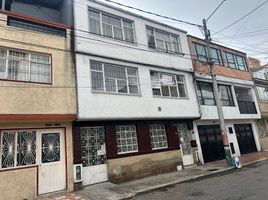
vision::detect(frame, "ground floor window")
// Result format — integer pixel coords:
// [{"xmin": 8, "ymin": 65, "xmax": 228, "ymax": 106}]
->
[
  {"xmin": 149, "ymin": 124, "xmax": 168, "ymax": 150},
  {"xmin": 1, "ymin": 130, "xmax": 36, "ymax": 168},
  {"xmin": 116, "ymin": 125, "xmax": 138, "ymax": 154}
]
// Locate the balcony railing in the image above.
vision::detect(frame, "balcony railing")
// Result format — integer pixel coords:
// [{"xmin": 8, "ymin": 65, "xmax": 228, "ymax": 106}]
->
[{"xmin": 237, "ymin": 101, "xmax": 257, "ymax": 114}]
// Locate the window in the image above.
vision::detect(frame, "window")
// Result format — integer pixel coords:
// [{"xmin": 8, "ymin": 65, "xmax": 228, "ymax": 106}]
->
[
  {"xmin": 224, "ymin": 52, "xmax": 248, "ymax": 71},
  {"xmin": 257, "ymin": 86, "xmax": 268, "ymax": 101},
  {"xmin": 8, "ymin": 17, "xmax": 66, "ymax": 37},
  {"xmin": 197, "ymin": 81, "xmax": 234, "ymax": 106},
  {"xmin": 0, "ymin": 49, "xmax": 51, "ymax": 83},
  {"xmin": 88, "ymin": 9, "xmax": 135, "ymax": 43},
  {"xmin": 1, "ymin": 130, "xmax": 36, "ymax": 169},
  {"xmin": 146, "ymin": 27, "xmax": 181, "ymax": 54},
  {"xmin": 149, "ymin": 124, "xmax": 168, "ymax": 150},
  {"xmin": 192, "ymin": 42, "xmax": 223, "ymax": 65},
  {"xmin": 116, "ymin": 125, "xmax": 138, "ymax": 154},
  {"xmin": 91, "ymin": 61, "xmax": 139, "ymax": 95},
  {"xmin": 150, "ymin": 71, "xmax": 187, "ymax": 98}
]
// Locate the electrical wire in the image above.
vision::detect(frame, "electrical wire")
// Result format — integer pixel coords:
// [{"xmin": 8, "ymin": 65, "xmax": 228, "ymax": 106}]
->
[
  {"xmin": 206, "ymin": 0, "xmax": 227, "ymax": 22},
  {"xmin": 213, "ymin": 0, "xmax": 268, "ymax": 35}
]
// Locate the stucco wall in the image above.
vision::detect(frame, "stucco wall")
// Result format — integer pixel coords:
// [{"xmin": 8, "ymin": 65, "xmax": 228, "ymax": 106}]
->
[
  {"xmin": 0, "ymin": 14, "xmax": 76, "ymax": 115},
  {"xmin": 0, "ymin": 167, "xmax": 37, "ymax": 200},
  {"xmin": 107, "ymin": 150, "xmax": 182, "ymax": 183}
]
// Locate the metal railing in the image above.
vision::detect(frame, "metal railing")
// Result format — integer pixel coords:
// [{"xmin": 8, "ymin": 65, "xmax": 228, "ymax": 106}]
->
[{"xmin": 237, "ymin": 101, "xmax": 257, "ymax": 114}]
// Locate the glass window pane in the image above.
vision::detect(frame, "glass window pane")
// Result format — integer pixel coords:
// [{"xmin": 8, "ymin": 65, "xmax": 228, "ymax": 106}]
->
[
  {"xmin": 105, "ymin": 78, "xmax": 116, "ymax": 92},
  {"xmin": 225, "ymin": 53, "xmax": 236, "ymax": 68},
  {"xmin": 92, "ymin": 71, "xmax": 104, "ymax": 91},
  {"xmin": 124, "ymin": 27, "xmax": 134, "ymax": 42},
  {"xmin": 102, "ymin": 24, "xmax": 113, "ymax": 37},
  {"xmin": 161, "ymin": 85, "xmax": 170, "ymax": 96},
  {"xmin": 116, "ymin": 125, "xmax": 138, "ymax": 154},
  {"xmin": 170, "ymin": 86, "xmax": 178, "ymax": 97},
  {"xmin": 89, "ymin": 18, "xmax": 101, "ymax": 34},
  {"xmin": 178, "ymin": 83, "xmax": 186, "ymax": 98},
  {"xmin": 117, "ymin": 79, "xmax": 128, "ymax": 93},
  {"xmin": 30, "ymin": 63, "xmax": 51, "ymax": 83},
  {"xmin": 149, "ymin": 124, "xmax": 168, "ymax": 150},
  {"xmin": 114, "ymin": 26, "xmax": 123, "ymax": 40},
  {"xmin": 0, "ymin": 58, "xmax": 6, "ymax": 79}
]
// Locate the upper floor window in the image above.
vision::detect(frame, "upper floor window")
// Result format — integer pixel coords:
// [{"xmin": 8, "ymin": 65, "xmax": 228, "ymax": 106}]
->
[
  {"xmin": 90, "ymin": 61, "xmax": 139, "ymax": 95},
  {"xmin": 256, "ymin": 86, "xmax": 268, "ymax": 101},
  {"xmin": 146, "ymin": 27, "xmax": 181, "ymax": 54},
  {"xmin": 8, "ymin": 17, "xmax": 66, "ymax": 37},
  {"xmin": 0, "ymin": 48, "xmax": 51, "ymax": 84},
  {"xmin": 192, "ymin": 42, "xmax": 223, "ymax": 65},
  {"xmin": 197, "ymin": 81, "xmax": 234, "ymax": 106},
  {"xmin": 224, "ymin": 52, "xmax": 248, "ymax": 71},
  {"xmin": 88, "ymin": 9, "xmax": 135, "ymax": 43},
  {"xmin": 150, "ymin": 71, "xmax": 187, "ymax": 98}
]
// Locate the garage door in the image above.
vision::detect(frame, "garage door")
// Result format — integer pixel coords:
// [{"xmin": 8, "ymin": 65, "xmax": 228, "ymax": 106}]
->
[
  {"xmin": 198, "ymin": 125, "xmax": 225, "ymax": 163},
  {"xmin": 234, "ymin": 124, "xmax": 257, "ymax": 155}
]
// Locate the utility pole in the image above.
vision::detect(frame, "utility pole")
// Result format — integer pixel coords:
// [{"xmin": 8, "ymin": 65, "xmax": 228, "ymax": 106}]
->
[{"xmin": 202, "ymin": 19, "xmax": 233, "ymax": 166}]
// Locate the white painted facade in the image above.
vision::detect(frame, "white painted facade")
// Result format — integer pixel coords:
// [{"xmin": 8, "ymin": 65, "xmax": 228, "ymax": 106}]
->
[
  {"xmin": 73, "ymin": 0, "xmax": 200, "ymax": 120},
  {"xmin": 194, "ymin": 73, "xmax": 262, "ymax": 164}
]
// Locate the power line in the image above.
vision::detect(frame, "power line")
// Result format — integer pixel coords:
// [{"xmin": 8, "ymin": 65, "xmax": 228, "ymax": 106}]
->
[
  {"xmin": 85, "ymin": 0, "xmax": 202, "ymax": 28},
  {"xmin": 206, "ymin": 0, "xmax": 227, "ymax": 22},
  {"xmin": 213, "ymin": 0, "xmax": 268, "ymax": 35}
]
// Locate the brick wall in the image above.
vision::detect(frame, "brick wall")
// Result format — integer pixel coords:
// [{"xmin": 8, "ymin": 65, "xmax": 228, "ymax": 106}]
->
[{"xmin": 188, "ymin": 36, "xmax": 253, "ymax": 81}]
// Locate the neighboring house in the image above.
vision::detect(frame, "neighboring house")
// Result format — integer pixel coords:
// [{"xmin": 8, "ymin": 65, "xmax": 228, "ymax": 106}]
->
[
  {"xmin": 188, "ymin": 35, "xmax": 262, "ymax": 164},
  {"xmin": 0, "ymin": 0, "xmax": 76, "ymax": 199},
  {"xmin": 73, "ymin": 0, "xmax": 200, "ymax": 186},
  {"xmin": 252, "ymin": 64, "xmax": 268, "ymax": 150}
]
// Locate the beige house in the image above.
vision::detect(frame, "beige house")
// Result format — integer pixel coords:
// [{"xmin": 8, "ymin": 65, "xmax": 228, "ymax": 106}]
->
[{"xmin": 0, "ymin": 0, "xmax": 76, "ymax": 199}]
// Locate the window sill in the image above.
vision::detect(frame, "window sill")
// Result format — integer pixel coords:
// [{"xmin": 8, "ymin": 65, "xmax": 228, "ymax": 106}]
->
[
  {"xmin": 153, "ymin": 95, "xmax": 189, "ymax": 100},
  {"xmin": 92, "ymin": 90, "xmax": 142, "ymax": 97},
  {"xmin": 0, "ymin": 164, "xmax": 38, "ymax": 172},
  {"xmin": 148, "ymin": 47, "xmax": 185, "ymax": 57},
  {"xmin": 117, "ymin": 150, "xmax": 138, "ymax": 155},
  {"xmin": 0, "ymin": 78, "xmax": 52, "ymax": 85},
  {"xmin": 152, "ymin": 146, "xmax": 168, "ymax": 150}
]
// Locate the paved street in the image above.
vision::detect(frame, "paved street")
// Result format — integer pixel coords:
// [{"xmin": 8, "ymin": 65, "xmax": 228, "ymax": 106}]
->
[{"xmin": 131, "ymin": 160, "xmax": 268, "ymax": 200}]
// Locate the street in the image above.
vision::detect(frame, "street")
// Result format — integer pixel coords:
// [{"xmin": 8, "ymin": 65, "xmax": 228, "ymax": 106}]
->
[{"xmin": 131, "ymin": 160, "xmax": 268, "ymax": 200}]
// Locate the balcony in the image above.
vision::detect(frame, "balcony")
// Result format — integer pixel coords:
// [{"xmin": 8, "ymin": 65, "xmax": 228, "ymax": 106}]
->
[
  {"xmin": 237, "ymin": 101, "xmax": 257, "ymax": 114},
  {"xmin": 235, "ymin": 87, "xmax": 257, "ymax": 114}
]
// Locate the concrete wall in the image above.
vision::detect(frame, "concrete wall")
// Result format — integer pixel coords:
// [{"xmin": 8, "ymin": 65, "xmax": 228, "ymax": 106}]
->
[
  {"xmin": 76, "ymin": 54, "xmax": 200, "ymax": 120},
  {"xmin": 0, "ymin": 13, "xmax": 76, "ymax": 115},
  {"xmin": 256, "ymin": 118, "xmax": 268, "ymax": 150},
  {"xmin": 0, "ymin": 167, "xmax": 37, "ymax": 200},
  {"xmin": 107, "ymin": 150, "xmax": 182, "ymax": 183},
  {"xmin": 74, "ymin": 0, "xmax": 193, "ymax": 73}
]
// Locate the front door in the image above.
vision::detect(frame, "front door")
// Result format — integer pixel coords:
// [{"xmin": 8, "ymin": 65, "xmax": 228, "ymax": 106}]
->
[
  {"xmin": 39, "ymin": 131, "xmax": 66, "ymax": 194},
  {"xmin": 234, "ymin": 124, "xmax": 257, "ymax": 155},
  {"xmin": 80, "ymin": 127, "xmax": 108, "ymax": 186},
  {"xmin": 177, "ymin": 124, "xmax": 194, "ymax": 166},
  {"xmin": 198, "ymin": 125, "xmax": 225, "ymax": 163}
]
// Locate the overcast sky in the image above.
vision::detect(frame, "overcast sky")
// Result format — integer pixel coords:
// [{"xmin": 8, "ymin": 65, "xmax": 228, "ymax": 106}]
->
[{"xmin": 104, "ymin": 0, "xmax": 268, "ymax": 64}]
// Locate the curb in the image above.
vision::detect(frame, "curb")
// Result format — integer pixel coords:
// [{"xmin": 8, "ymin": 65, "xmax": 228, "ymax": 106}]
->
[{"xmin": 119, "ymin": 158, "xmax": 268, "ymax": 200}]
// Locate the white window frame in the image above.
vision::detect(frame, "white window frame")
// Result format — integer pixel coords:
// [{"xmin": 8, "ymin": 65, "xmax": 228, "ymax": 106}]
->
[
  {"xmin": 149, "ymin": 124, "xmax": 168, "ymax": 150},
  {"xmin": 150, "ymin": 71, "xmax": 187, "ymax": 98},
  {"xmin": 0, "ymin": 48, "xmax": 51, "ymax": 84},
  {"xmin": 88, "ymin": 8, "xmax": 135, "ymax": 43},
  {"xmin": 146, "ymin": 26, "xmax": 182, "ymax": 54},
  {"xmin": 90, "ymin": 61, "xmax": 140, "ymax": 95},
  {"xmin": 116, "ymin": 125, "xmax": 139, "ymax": 154},
  {"xmin": 257, "ymin": 86, "xmax": 268, "ymax": 102}
]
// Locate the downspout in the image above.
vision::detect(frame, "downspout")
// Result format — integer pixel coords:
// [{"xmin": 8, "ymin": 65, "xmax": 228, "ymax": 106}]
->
[{"xmin": 193, "ymin": 72, "xmax": 202, "ymax": 119}]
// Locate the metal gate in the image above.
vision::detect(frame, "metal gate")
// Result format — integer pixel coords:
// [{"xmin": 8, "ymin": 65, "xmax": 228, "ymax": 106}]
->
[
  {"xmin": 80, "ymin": 127, "xmax": 108, "ymax": 185},
  {"xmin": 234, "ymin": 124, "xmax": 257, "ymax": 155},
  {"xmin": 198, "ymin": 125, "xmax": 225, "ymax": 163}
]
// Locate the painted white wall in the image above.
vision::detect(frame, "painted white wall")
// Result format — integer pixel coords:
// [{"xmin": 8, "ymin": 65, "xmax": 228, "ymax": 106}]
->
[
  {"xmin": 76, "ymin": 54, "xmax": 200, "ymax": 120},
  {"xmin": 73, "ymin": 0, "xmax": 193, "ymax": 73},
  {"xmin": 11, "ymin": 2, "xmax": 61, "ymax": 23},
  {"xmin": 196, "ymin": 73, "xmax": 261, "ymax": 120}
]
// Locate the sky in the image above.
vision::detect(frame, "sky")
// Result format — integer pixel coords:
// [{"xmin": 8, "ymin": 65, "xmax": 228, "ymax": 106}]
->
[{"xmin": 103, "ymin": 0, "xmax": 268, "ymax": 64}]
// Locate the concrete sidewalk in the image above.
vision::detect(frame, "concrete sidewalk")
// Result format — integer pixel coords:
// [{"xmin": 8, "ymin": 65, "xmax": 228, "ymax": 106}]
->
[{"xmin": 38, "ymin": 151, "xmax": 268, "ymax": 200}]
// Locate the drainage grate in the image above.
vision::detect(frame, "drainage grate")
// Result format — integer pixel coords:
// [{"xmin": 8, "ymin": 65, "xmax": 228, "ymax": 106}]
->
[{"xmin": 207, "ymin": 168, "xmax": 218, "ymax": 171}]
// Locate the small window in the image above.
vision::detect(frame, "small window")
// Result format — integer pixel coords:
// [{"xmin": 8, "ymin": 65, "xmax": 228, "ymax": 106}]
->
[
  {"xmin": 88, "ymin": 8, "xmax": 135, "ymax": 43},
  {"xmin": 90, "ymin": 61, "xmax": 139, "ymax": 95},
  {"xmin": 257, "ymin": 86, "xmax": 268, "ymax": 101},
  {"xmin": 149, "ymin": 124, "xmax": 168, "ymax": 150},
  {"xmin": 116, "ymin": 125, "xmax": 138, "ymax": 154},
  {"xmin": 150, "ymin": 71, "xmax": 187, "ymax": 98},
  {"xmin": 146, "ymin": 27, "xmax": 181, "ymax": 54}
]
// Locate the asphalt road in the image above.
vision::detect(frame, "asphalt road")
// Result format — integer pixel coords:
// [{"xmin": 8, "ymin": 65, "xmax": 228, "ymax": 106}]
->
[{"xmin": 130, "ymin": 160, "xmax": 268, "ymax": 200}]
